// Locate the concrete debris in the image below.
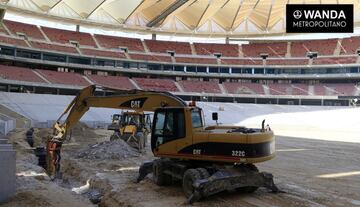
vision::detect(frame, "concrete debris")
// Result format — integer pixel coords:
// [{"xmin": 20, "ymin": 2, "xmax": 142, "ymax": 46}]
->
[{"xmin": 76, "ymin": 139, "xmax": 139, "ymax": 160}]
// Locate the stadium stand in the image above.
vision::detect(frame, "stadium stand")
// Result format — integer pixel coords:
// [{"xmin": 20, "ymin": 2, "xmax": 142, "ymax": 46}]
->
[
  {"xmin": 36, "ymin": 69, "xmax": 90, "ymax": 86},
  {"xmin": 242, "ymin": 42, "xmax": 287, "ymax": 57},
  {"xmin": 87, "ymin": 74, "xmax": 136, "ymax": 90},
  {"xmin": 268, "ymin": 83, "xmax": 291, "ymax": 95},
  {"xmin": 0, "ymin": 35, "xmax": 28, "ymax": 47},
  {"xmin": 0, "ymin": 65, "xmax": 45, "ymax": 83},
  {"xmin": 325, "ymin": 83, "xmax": 356, "ymax": 96},
  {"xmin": 94, "ymin": 34, "xmax": 145, "ymax": 52},
  {"xmin": 179, "ymin": 80, "xmax": 221, "ymax": 93},
  {"xmin": 340, "ymin": 36, "xmax": 360, "ymax": 55},
  {"xmin": 223, "ymin": 82, "xmax": 265, "ymax": 94},
  {"xmin": 29, "ymin": 41, "xmax": 79, "ymax": 54},
  {"xmin": 4, "ymin": 20, "xmax": 45, "ymax": 40},
  {"xmin": 220, "ymin": 58, "xmax": 263, "ymax": 65},
  {"xmin": 312, "ymin": 56, "xmax": 358, "ymax": 65},
  {"xmin": 193, "ymin": 43, "xmax": 239, "ymax": 57},
  {"xmin": 80, "ymin": 48, "xmax": 126, "ymax": 59},
  {"xmin": 313, "ymin": 84, "xmax": 327, "ymax": 96},
  {"xmin": 41, "ymin": 27, "xmax": 97, "ymax": 47},
  {"xmin": 266, "ymin": 58, "xmax": 309, "ymax": 65},
  {"xmin": 145, "ymin": 39, "xmax": 192, "ymax": 54},
  {"xmin": 175, "ymin": 57, "xmax": 217, "ymax": 64},
  {"xmin": 291, "ymin": 84, "xmax": 309, "ymax": 95},
  {"xmin": 291, "ymin": 39, "xmax": 337, "ymax": 57},
  {"xmin": 129, "ymin": 53, "xmax": 172, "ymax": 62},
  {"xmin": 133, "ymin": 78, "xmax": 178, "ymax": 92}
]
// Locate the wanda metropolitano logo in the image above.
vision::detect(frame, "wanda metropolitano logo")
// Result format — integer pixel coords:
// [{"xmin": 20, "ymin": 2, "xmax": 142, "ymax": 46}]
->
[{"xmin": 286, "ymin": 4, "xmax": 353, "ymax": 33}]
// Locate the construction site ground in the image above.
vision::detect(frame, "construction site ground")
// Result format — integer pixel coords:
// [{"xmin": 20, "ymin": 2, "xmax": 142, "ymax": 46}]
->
[{"xmin": 1, "ymin": 123, "xmax": 359, "ymax": 207}]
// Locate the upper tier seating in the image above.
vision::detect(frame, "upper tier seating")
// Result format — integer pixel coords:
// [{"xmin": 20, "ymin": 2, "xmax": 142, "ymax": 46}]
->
[
  {"xmin": 94, "ymin": 34, "xmax": 144, "ymax": 52},
  {"xmin": 340, "ymin": 37, "xmax": 360, "ymax": 55},
  {"xmin": 193, "ymin": 43, "xmax": 239, "ymax": 57},
  {"xmin": 29, "ymin": 41, "xmax": 78, "ymax": 54},
  {"xmin": 133, "ymin": 78, "xmax": 178, "ymax": 92},
  {"xmin": 242, "ymin": 42, "xmax": 287, "ymax": 57},
  {"xmin": 81, "ymin": 48, "xmax": 126, "ymax": 59},
  {"xmin": 291, "ymin": 39, "xmax": 337, "ymax": 57},
  {"xmin": 87, "ymin": 74, "xmax": 135, "ymax": 90},
  {"xmin": 36, "ymin": 69, "xmax": 90, "ymax": 86},
  {"xmin": 145, "ymin": 40, "xmax": 192, "ymax": 54},
  {"xmin": 220, "ymin": 58, "xmax": 263, "ymax": 65},
  {"xmin": 266, "ymin": 58, "xmax": 309, "ymax": 65},
  {"xmin": 175, "ymin": 57, "xmax": 217, "ymax": 64},
  {"xmin": 0, "ymin": 35, "xmax": 28, "ymax": 47},
  {"xmin": 129, "ymin": 54, "xmax": 172, "ymax": 62},
  {"xmin": 0, "ymin": 65, "xmax": 45, "ymax": 83},
  {"xmin": 179, "ymin": 80, "xmax": 221, "ymax": 93},
  {"xmin": 4, "ymin": 20, "xmax": 45, "ymax": 40},
  {"xmin": 223, "ymin": 82, "xmax": 264, "ymax": 94},
  {"xmin": 312, "ymin": 56, "xmax": 358, "ymax": 65},
  {"xmin": 41, "ymin": 27, "xmax": 96, "ymax": 47}
]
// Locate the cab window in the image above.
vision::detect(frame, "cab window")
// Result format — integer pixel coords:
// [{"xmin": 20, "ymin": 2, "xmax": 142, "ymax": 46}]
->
[
  {"xmin": 152, "ymin": 109, "xmax": 185, "ymax": 147},
  {"xmin": 191, "ymin": 109, "xmax": 203, "ymax": 128}
]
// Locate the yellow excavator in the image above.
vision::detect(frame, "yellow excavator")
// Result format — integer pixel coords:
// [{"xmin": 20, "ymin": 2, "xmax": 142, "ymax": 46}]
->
[
  {"xmin": 108, "ymin": 111, "xmax": 151, "ymax": 150},
  {"xmin": 46, "ymin": 85, "xmax": 279, "ymax": 203}
]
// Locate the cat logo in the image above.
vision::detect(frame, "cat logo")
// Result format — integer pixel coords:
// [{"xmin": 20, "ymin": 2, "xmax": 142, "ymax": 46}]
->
[
  {"xmin": 131, "ymin": 100, "xmax": 141, "ymax": 108},
  {"xmin": 120, "ymin": 97, "xmax": 147, "ymax": 109}
]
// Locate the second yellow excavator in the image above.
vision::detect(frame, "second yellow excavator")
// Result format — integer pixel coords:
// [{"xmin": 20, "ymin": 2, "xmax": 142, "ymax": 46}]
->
[{"xmin": 46, "ymin": 85, "xmax": 279, "ymax": 203}]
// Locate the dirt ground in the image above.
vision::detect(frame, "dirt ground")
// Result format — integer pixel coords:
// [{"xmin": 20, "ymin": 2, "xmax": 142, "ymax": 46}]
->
[{"xmin": 2, "ymin": 125, "xmax": 360, "ymax": 207}]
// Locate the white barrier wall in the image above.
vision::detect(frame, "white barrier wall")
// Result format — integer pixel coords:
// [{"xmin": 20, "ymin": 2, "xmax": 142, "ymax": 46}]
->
[
  {"xmin": 0, "ymin": 138, "xmax": 16, "ymax": 204},
  {"xmin": 0, "ymin": 114, "xmax": 16, "ymax": 135},
  {"xmin": 1, "ymin": 92, "xmax": 359, "ymax": 143}
]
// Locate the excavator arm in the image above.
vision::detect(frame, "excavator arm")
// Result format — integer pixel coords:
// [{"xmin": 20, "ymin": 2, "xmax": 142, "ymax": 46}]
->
[{"xmin": 47, "ymin": 85, "xmax": 187, "ymax": 177}]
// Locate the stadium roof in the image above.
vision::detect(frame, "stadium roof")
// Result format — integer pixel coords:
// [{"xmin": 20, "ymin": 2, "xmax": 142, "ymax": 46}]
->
[{"xmin": 1, "ymin": 0, "xmax": 360, "ymax": 37}]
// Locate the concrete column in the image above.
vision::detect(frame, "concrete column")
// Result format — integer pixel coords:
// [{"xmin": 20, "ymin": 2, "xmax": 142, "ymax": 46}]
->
[
  {"xmin": 0, "ymin": 139, "xmax": 16, "ymax": 203},
  {"xmin": 76, "ymin": 25, "xmax": 80, "ymax": 32},
  {"xmin": 152, "ymin": 34, "xmax": 156, "ymax": 40}
]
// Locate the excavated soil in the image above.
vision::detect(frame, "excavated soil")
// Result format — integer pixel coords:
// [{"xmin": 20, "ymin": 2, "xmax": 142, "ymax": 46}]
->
[{"xmin": 2, "ymin": 124, "xmax": 360, "ymax": 207}]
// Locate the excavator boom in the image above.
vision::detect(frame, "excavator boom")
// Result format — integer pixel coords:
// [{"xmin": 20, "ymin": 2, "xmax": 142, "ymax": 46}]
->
[{"xmin": 51, "ymin": 85, "xmax": 186, "ymax": 143}]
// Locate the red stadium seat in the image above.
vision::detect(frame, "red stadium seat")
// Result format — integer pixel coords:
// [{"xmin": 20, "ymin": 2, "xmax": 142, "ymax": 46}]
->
[
  {"xmin": 221, "ymin": 58, "xmax": 263, "ymax": 65},
  {"xmin": 340, "ymin": 37, "xmax": 360, "ymax": 55},
  {"xmin": 175, "ymin": 57, "xmax": 217, "ymax": 64},
  {"xmin": 223, "ymin": 82, "xmax": 264, "ymax": 94},
  {"xmin": 179, "ymin": 80, "xmax": 221, "ymax": 93},
  {"xmin": 94, "ymin": 34, "xmax": 145, "ymax": 52},
  {"xmin": 87, "ymin": 74, "xmax": 135, "ymax": 90},
  {"xmin": 0, "ymin": 35, "xmax": 28, "ymax": 47},
  {"xmin": 0, "ymin": 65, "xmax": 45, "ymax": 83},
  {"xmin": 145, "ymin": 39, "xmax": 192, "ymax": 54},
  {"xmin": 242, "ymin": 42, "xmax": 287, "ymax": 57},
  {"xmin": 4, "ymin": 20, "xmax": 45, "ymax": 40},
  {"xmin": 194, "ymin": 43, "xmax": 239, "ymax": 57},
  {"xmin": 133, "ymin": 78, "xmax": 178, "ymax": 92},
  {"xmin": 291, "ymin": 39, "xmax": 337, "ymax": 57},
  {"xmin": 36, "ymin": 69, "xmax": 90, "ymax": 86},
  {"xmin": 130, "ymin": 54, "xmax": 172, "ymax": 62},
  {"xmin": 41, "ymin": 27, "xmax": 96, "ymax": 47},
  {"xmin": 81, "ymin": 48, "xmax": 126, "ymax": 59},
  {"xmin": 30, "ymin": 41, "xmax": 79, "ymax": 54}
]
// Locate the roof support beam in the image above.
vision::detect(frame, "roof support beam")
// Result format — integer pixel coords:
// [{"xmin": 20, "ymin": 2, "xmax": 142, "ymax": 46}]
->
[{"xmin": 146, "ymin": 0, "xmax": 189, "ymax": 27}]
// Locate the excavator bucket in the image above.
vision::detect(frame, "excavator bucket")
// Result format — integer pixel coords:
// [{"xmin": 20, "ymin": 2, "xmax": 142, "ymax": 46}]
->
[{"xmin": 188, "ymin": 170, "xmax": 281, "ymax": 203}]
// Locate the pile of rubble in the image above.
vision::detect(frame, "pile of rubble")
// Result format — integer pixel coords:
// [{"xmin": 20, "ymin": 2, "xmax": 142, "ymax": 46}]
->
[{"xmin": 76, "ymin": 139, "xmax": 139, "ymax": 160}]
